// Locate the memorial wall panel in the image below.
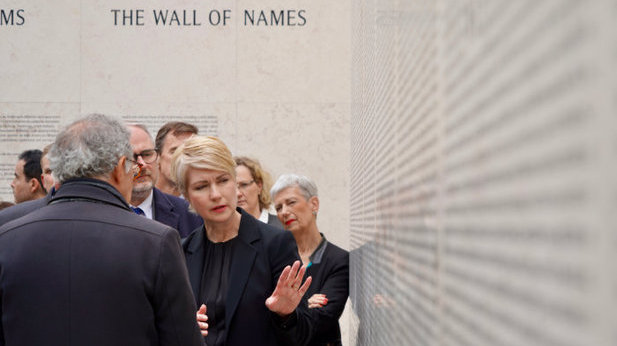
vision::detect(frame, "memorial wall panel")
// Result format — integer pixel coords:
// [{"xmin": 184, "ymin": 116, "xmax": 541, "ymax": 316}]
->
[
  {"xmin": 351, "ymin": 0, "xmax": 617, "ymax": 345},
  {"xmin": 2, "ymin": 0, "xmax": 351, "ymax": 339}
]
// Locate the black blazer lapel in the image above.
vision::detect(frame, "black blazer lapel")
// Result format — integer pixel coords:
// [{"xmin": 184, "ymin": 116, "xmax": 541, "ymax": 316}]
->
[
  {"xmin": 183, "ymin": 228, "xmax": 205, "ymax": 304},
  {"xmin": 225, "ymin": 211, "xmax": 260, "ymax": 332}
]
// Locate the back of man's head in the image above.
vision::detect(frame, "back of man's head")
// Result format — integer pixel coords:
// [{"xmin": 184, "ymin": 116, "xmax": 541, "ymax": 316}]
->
[
  {"xmin": 49, "ymin": 114, "xmax": 132, "ymax": 183},
  {"xmin": 18, "ymin": 150, "xmax": 43, "ymax": 184}
]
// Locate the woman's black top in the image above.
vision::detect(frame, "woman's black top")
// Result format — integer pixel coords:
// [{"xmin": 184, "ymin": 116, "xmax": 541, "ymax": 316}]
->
[
  {"xmin": 199, "ymin": 235, "xmax": 238, "ymax": 346},
  {"xmin": 182, "ymin": 208, "xmax": 313, "ymax": 346}
]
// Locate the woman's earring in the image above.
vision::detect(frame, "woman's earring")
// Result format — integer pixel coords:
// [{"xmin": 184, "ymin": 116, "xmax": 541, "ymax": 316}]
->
[{"xmin": 312, "ymin": 211, "xmax": 317, "ymax": 217}]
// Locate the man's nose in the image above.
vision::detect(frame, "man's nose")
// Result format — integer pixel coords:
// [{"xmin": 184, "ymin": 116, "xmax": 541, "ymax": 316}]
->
[{"xmin": 135, "ymin": 154, "xmax": 146, "ymax": 166}]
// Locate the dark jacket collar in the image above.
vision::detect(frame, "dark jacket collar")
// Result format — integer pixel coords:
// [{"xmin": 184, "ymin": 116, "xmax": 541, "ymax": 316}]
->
[
  {"xmin": 183, "ymin": 208, "xmax": 263, "ymax": 332},
  {"xmin": 49, "ymin": 178, "xmax": 131, "ymax": 212},
  {"xmin": 152, "ymin": 187, "xmax": 176, "ymax": 224},
  {"xmin": 309, "ymin": 233, "xmax": 328, "ymax": 265},
  {"xmin": 185, "ymin": 207, "xmax": 260, "ymax": 254}
]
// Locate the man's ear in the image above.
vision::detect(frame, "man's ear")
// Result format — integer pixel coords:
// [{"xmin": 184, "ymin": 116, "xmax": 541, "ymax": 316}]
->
[
  {"xmin": 28, "ymin": 178, "xmax": 40, "ymax": 193},
  {"xmin": 110, "ymin": 156, "xmax": 133, "ymax": 202},
  {"xmin": 110, "ymin": 156, "xmax": 129, "ymax": 184}
]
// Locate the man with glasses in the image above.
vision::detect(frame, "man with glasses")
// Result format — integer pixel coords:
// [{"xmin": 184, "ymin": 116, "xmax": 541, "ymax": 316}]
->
[{"xmin": 128, "ymin": 124, "xmax": 202, "ymax": 238}]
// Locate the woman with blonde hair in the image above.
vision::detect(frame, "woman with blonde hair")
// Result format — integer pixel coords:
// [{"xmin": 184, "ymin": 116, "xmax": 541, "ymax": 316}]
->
[
  {"xmin": 171, "ymin": 136, "xmax": 314, "ymax": 346},
  {"xmin": 234, "ymin": 156, "xmax": 283, "ymax": 229}
]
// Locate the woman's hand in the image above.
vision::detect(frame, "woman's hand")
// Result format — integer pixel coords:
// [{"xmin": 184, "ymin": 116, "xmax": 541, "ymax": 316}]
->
[
  {"xmin": 196, "ymin": 304, "xmax": 208, "ymax": 336},
  {"xmin": 308, "ymin": 293, "xmax": 328, "ymax": 309},
  {"xmin": 265, "ymin": 260, "xmax": 312, "ymax": 317}
]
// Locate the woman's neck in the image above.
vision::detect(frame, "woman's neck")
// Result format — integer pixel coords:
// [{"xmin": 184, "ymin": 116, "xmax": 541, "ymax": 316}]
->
[
  {"xmin": 204, "ymin": 210, "xmax": 242, "ymax": 243},
  {"xmin": 248, "ymin": 205, "xmax": 262, "ymax": 220},
  {"xmin": 293, "ymin": 226, "xmax": 322, "ymax": 264}
]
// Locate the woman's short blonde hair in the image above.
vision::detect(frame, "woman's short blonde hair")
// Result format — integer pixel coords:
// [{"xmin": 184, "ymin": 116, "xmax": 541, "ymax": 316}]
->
[
  {"xmin": 171, "ymin": 136, "xmax": 236, "ymax": 195},
  {"xmin": 234, "ymin": 156, "xmax": 274, "ymax": 211}
]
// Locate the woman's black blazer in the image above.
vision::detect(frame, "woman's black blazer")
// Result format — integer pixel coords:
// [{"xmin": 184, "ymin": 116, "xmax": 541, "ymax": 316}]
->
[{"xmin": 182, "ymin": 208, "xmax": 314, "ymax": 346}]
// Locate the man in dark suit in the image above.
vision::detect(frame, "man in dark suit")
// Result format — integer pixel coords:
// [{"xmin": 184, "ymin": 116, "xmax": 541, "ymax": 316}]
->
[
  {"xmin": 10, "ymin": 149, "xmax": 46, "ymax": 203},
  {"xmin": 0, "ymin": 192, "xmax": 51, "ymax": 227},
  {"xmin": 0, "ymin": 146, "xmax": 59, "ymax": 227},
  {"xmin": 0, "ymin": 114, "xmax": 204, "ymax": 346},
  {"xmin": 154, "ymin": 121, "xmax": 198, "ymax": 197},
  {"xmin": 128, "ymin": 124, "xmax": 202, "ymax": 238}
]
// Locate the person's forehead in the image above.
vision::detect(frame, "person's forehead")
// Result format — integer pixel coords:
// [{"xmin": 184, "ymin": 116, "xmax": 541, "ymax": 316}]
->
[
  {"xmin": 130, "ymin": 128, "xmax": 154, "ymax": 151},
  {"xmin": 14, "ymin": 159, "xmax": 25, "ymax": 172},
  {"xmin": 274, "ymin": 186, "xmax": 303, "ymax": 202},
  {"xmin": 187, "ymin": 167, "xmax": 230, "ymax": 183},
  {"xmin": 235, "ymin": 165, "xmax": 253, "ymax": 180},
  {"xmin": 164, "ymin": 131, "xmax": 192, "ymax": 149}
]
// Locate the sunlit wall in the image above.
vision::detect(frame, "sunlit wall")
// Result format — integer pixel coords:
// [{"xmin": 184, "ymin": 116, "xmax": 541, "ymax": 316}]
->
[{"xmin": 350, "ymin": 1, "xmax": 617, "ymax": 345}]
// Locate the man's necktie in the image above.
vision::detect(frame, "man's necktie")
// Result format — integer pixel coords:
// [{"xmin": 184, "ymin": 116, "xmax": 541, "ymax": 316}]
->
[{"xmin": 131, "ymin": 207, "xmax": 145, "ymax": 216}]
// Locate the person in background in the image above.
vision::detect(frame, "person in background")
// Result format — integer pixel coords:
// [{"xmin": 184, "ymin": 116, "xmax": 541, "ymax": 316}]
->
[
  {"xmin": 40, "ymin": 143, "xmax": 55, "ymax": 193},
  {"xmin": 0, "ymin": 114, "xmax": 204, "ymax": 346},
  {"xmin": 10, "ymin": 149, "xmax": 46, "ymax": 203},
  {"xmin": 155, "ymin": 121, "xmax": 198, "ymax": 197},
  {"xmin": 0, "ymin": 201, "xmax": 14, "ymax": 211},
  {"xmin": 234, "ymin": 156, "xmax": 283, "ymax": 229},
  {"xmin": 0, "ymin": 145, "xmax": 59, "ymax": 227},
  {"xmin": 128, "ymin": 124, "xmax": 202, "ymax": 238},
  {"xmin": 271, "ymin": 174, "xmax": 349, "ymax": 346},
  {"xmin": 172, "ymin": 136, "xmax": 314, "ymax": 346}
]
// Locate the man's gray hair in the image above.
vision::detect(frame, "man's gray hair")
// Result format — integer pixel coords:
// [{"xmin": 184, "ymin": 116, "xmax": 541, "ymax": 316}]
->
[
  {"xmin": 270, "ymin": 174, "xmax": 318, "ymax": 201},
  {"xmin": 49, "ymin": 114, "xmax": 133, "ymax": 182}
]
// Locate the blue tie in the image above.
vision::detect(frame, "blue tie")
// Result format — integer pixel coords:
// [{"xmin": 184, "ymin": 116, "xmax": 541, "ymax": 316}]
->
[{"xmin": 131, "ymin": 207, "xmax": 145, "ymax": 216}]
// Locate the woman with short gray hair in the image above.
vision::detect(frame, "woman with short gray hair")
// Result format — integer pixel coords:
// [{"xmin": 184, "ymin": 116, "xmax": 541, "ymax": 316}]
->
[{"xmin": 271, "ymin": 174, "xmax": 349, "ymax": 346}]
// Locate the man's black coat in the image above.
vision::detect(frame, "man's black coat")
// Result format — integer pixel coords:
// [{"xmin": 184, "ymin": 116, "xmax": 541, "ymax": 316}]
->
[{"xmin": 0, "ymin": 179, "xmax": 204, "ymax": 346}]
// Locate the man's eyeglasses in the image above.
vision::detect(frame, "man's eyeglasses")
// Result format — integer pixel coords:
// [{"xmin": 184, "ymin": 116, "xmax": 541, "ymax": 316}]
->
[
  {"xmin": 237, "ymin": 180, "xmax": 255, "ymax": 190},
  {"xmin": 133, "ymin": 149, "xmax": 158, "ymax": 164}
]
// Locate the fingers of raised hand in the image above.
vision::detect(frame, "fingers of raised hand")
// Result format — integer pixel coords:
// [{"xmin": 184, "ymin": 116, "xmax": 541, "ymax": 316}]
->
[
  {"xmin": 297, "ymin": 276, "xmax": 312, "ymax": 295},
  {"xmin": 289, "ymin": 261, "xmax": 302, "ymax": 283},
  {"xmin": 278, "ymin": 264, "xmax": 292, "ymax": 286},
  {"xmin": 288, "ymin": 261, "xmax": 306, "ymax": 290}
]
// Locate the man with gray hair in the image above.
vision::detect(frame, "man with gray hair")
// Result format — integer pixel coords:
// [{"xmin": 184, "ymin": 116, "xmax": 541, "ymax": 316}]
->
[
  {"xmin": 127, "ymin": 124, "xmax": 202, "ymax": 238},
  {"xmin": 0, "ymin": 114, "xmax": 204, "ymax": 346}
]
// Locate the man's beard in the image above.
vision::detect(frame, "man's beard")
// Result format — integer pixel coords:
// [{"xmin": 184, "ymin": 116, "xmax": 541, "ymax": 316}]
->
[{"xmin": 132, "ymin": 179, "xmax": 153, "ymax": 202}]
